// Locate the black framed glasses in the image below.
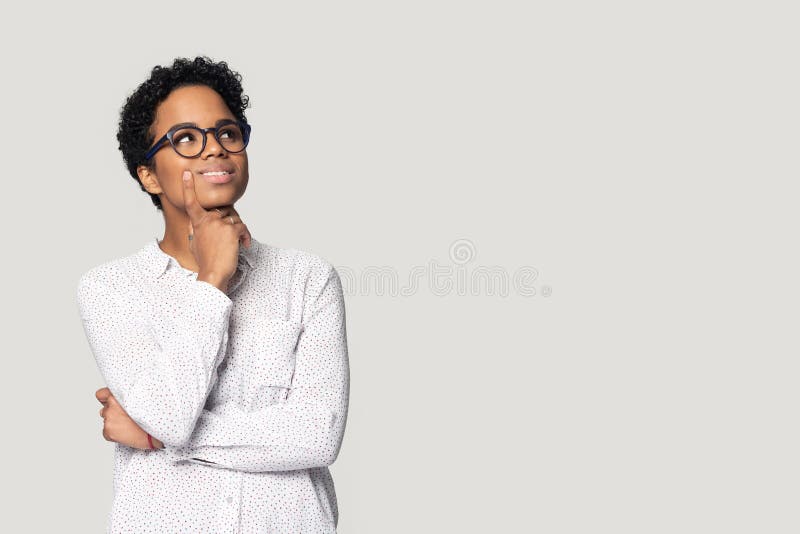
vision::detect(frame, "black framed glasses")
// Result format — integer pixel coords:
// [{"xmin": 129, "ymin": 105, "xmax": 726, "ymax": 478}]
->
[{"xmin": 144, "ymin": 119, "xmax": 252, "ymax": 160}]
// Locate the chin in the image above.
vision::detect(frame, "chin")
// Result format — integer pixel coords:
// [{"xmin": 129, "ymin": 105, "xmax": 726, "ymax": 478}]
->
[{"xmin": 203, "ymin": 191, "xmax": 245, "ymax": 209}]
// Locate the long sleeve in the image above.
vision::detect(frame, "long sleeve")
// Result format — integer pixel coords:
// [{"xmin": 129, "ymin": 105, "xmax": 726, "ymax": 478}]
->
[
  {"xmin": 163, "ymin": 265, "xmax": 350, "ymax": 472},
  {"xmin": 77, "ymin": 270, "xmax": 234, "ymax": 448}
]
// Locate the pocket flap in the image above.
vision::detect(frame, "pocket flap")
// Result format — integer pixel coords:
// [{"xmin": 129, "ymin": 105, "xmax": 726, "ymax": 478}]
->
[{"xmin": 251, "ymin": 318, "xmax": 303, "ymax": 387}]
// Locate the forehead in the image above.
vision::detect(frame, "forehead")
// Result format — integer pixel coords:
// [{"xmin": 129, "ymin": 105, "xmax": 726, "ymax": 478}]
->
[{"xmin": 153, "ymin": 85, "xmax": 235, "ymax": 128}]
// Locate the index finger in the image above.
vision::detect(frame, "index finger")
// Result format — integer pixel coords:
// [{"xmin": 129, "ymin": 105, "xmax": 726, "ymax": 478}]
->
[{"xmin": 181, "ymin": 170, "xmax": 208, "ymax": 224}]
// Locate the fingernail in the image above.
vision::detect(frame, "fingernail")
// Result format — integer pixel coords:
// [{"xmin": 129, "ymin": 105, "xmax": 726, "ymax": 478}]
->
[{"xmin": 183, "ymin": 171, "xmax": 191, "ymax": 181}]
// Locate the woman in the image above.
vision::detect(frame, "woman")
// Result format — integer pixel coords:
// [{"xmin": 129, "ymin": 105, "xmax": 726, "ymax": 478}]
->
[{"xmin": 77, "ymin": 56, "xmax": 349, "ymax": 533}]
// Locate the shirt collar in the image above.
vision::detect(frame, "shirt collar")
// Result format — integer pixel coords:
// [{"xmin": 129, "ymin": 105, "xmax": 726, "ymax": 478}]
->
[{"xmin": 139, "ymin": 236, "xmax": 258, "ymax": 280}]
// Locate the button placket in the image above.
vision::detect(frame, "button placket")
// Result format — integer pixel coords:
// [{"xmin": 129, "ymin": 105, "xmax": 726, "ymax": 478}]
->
[{"xmin": 216, "ymin": 471, "xmax": 243, "ymax": 533}]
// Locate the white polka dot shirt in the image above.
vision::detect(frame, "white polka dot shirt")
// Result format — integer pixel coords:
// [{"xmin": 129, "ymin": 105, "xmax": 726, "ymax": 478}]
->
[{"xmin": 76, "ymin": 236, "xmax": 349, "ymax": 533}]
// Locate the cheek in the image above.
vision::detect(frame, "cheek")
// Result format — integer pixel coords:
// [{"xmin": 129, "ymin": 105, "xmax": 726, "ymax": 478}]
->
[
  {"xmin": 229, "ymin": 155, "xmax": 248, "ymax": 183},
  {"xmin": 156, "ymin": 159, "xmax": 190, "ymax": 197}
]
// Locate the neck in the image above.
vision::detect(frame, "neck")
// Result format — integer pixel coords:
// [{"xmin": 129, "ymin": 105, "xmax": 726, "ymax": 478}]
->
[
  {"xmin": 157, "ymin": 198, "xmax": 238, "ymax": 272},
  {"xmin": 158, "ymin": 203, "xmax": 200, "ymax": 272},
  {"xmin": 159, "ymin": 229, "xmax": 199, "ymax": 273}
]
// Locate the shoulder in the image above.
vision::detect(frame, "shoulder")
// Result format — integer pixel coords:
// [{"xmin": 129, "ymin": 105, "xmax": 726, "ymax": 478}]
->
[{"xmin": 76, "ymin": 249, "xmax": 145, "ymax": 309}]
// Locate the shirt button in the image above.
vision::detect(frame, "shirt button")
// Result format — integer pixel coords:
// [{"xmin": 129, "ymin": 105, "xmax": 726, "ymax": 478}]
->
[{"xmin": 226, "ymin": 496, "xmax": 233, "ymax": 504}]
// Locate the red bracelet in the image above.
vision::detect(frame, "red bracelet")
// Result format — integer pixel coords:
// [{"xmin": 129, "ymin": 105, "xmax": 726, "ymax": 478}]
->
[{"xmin": 147, "ymin": 433, "xmax": 156, "ymax": 450}]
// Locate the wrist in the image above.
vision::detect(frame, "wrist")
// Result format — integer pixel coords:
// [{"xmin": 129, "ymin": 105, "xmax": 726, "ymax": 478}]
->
[{"xmin": 146, "ymin": 433, "xmax": 164, "ymax": 450}]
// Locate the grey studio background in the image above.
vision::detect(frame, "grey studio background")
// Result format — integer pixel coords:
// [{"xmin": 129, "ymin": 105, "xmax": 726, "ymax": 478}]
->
[{"xmin": 1, "ymin": 1, "xmax": 796, "ymax": 532}]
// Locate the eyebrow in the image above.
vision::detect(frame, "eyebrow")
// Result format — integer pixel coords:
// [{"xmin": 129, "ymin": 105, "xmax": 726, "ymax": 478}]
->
[{"xmin": 166, "ymin": 118, "xmax": 237, "ymax": 131}]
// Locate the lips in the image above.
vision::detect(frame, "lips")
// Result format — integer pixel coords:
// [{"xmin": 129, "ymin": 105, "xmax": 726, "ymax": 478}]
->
[{"xmin": 197, "ymin": 166, "xmax": 235, "ymax": 184}]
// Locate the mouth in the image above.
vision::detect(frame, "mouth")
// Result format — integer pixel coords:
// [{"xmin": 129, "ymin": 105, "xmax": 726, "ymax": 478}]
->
[{"xmin": 197, "ymin": 168, "xmax": 235, "ymax": 184}]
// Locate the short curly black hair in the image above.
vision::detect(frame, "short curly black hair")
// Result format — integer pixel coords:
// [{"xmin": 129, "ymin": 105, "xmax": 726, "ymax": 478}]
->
[{"xmin": 117, "ymin": 56, "xmax": 250, "ymax": 211}]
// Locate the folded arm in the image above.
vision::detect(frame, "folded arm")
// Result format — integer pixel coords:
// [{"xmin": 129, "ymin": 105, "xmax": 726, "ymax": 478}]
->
[
  {"xmin": 163, "ymin": 265, "xmax": 350, "ymax": 472},
  {"xmin": 77, "ymin": 271, "xmax": 233, "ymax": 448}
]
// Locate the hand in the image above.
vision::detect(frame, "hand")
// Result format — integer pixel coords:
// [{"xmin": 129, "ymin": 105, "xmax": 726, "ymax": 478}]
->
[
  {"xmin": 181, "ymin": 170, "xmax": 252, "ymax": 289},
  {"xmin": 96, "ymin": 387, "xmax": 160, "ymax": 450},
  {"xmin": 212, "ymin": 204, "xmax": 252, "ymax": 250}
]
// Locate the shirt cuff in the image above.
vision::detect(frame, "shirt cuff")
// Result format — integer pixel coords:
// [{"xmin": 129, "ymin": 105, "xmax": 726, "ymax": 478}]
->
[
  {"xmin": 160, "ymin": 444, "xmax": 223, "ymax": 467},
  {"xmin": 192, "ymin": 278, "xmax": 233, "ymax": 307},
  {"xmin": 160, "ymin": 444, "xmax": 193, "ymax": 463}
]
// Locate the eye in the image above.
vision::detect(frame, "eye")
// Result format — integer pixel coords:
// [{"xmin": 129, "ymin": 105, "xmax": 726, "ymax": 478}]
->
[
  {"xmin": 175, "ymin": 132, "xmax": 195, "ymax": 144},
  {"xmin": 218, "ymin": 126, "xmax": 241, "ymax": 141}
]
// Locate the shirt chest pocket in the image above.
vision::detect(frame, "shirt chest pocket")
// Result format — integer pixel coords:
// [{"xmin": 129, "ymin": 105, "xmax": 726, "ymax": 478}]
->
[{"xmin": 240, "ymin": 317, "xmax": 303, "ymax": 409}]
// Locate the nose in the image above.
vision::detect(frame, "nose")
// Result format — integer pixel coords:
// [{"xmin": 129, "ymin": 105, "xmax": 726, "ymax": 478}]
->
[{"xmin": 201, "ymin": 128, "xmax": 227, "ymax": 158}]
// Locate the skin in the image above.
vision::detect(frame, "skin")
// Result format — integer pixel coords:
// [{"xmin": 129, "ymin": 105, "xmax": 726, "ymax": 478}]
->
[
  {"xmin": 97, "ymin": 387, "xmax": 161, "ymax": 449},
  {"xmin": 96, "ymin": 83, "xmax": 254, "ymax": 450}
]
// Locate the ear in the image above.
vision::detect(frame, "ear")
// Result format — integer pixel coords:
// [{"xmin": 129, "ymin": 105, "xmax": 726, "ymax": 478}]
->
[{"xmin": 137, "ymin": 164, "xmax": 163, "ymax": 195}]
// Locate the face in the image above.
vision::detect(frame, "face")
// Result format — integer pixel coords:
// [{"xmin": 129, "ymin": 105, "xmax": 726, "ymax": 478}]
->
[{"xmin": 137, "ymin": 84, "xmax": 249, "ymax": 213}]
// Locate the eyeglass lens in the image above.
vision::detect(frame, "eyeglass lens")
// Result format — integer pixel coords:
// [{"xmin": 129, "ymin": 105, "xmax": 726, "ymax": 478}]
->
[{"xmin": 171, "ymin": 124, "xmax": 247, "ymax": 157}]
